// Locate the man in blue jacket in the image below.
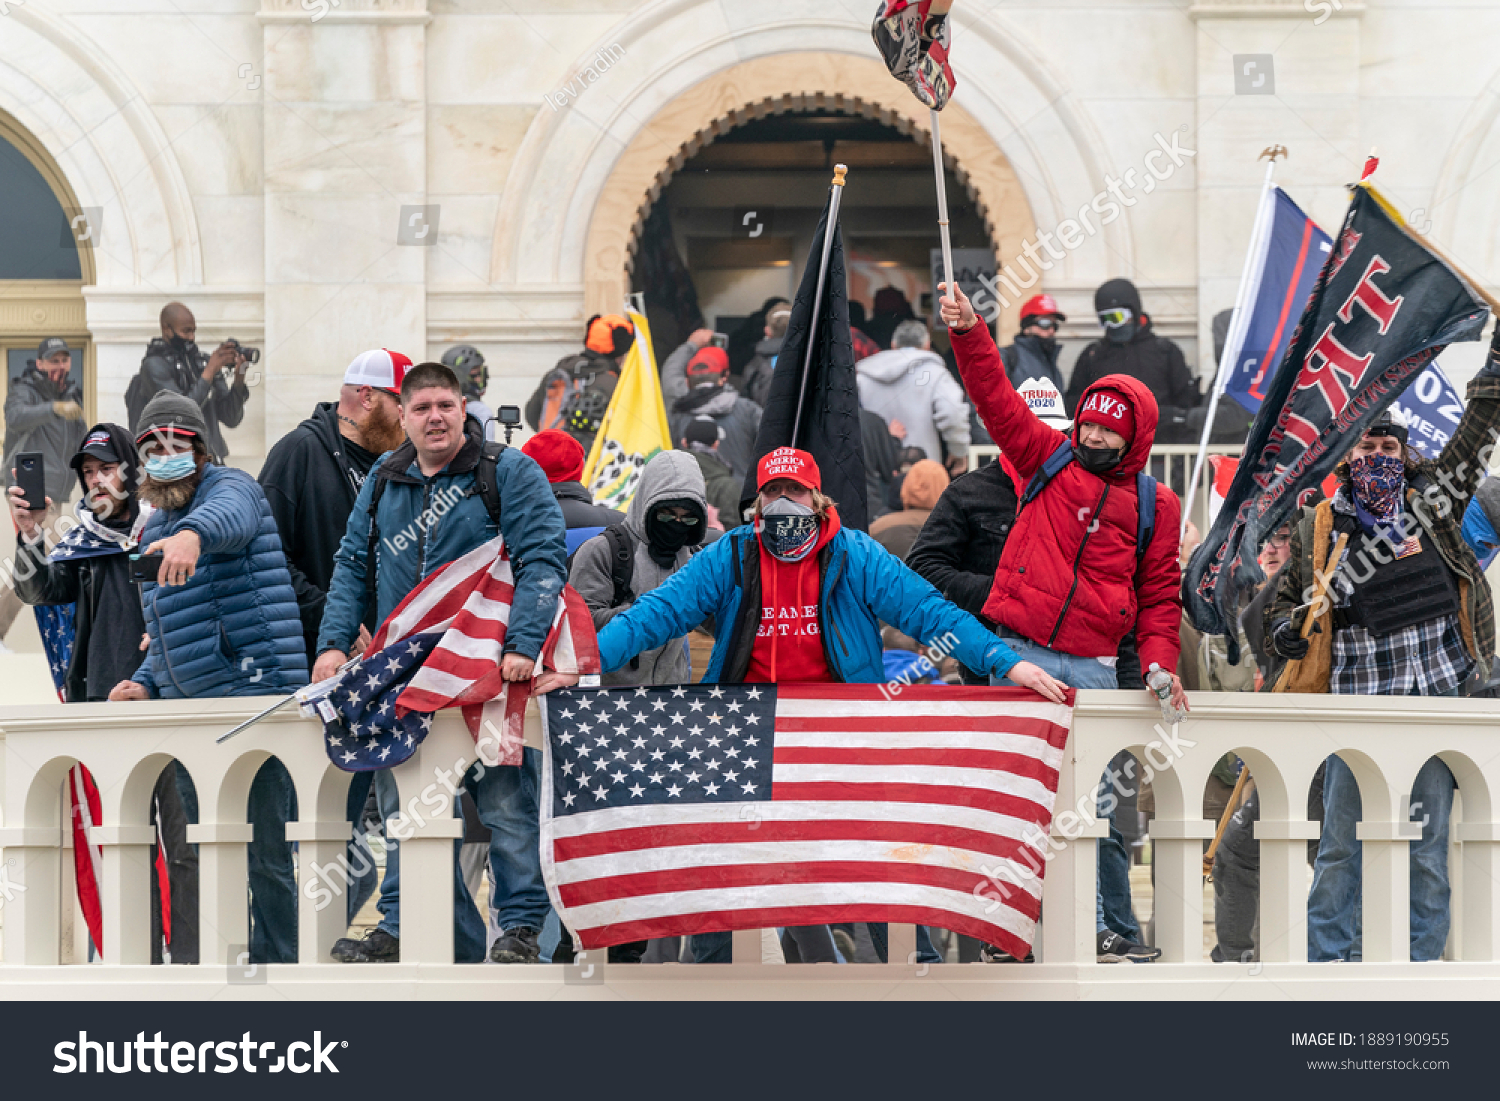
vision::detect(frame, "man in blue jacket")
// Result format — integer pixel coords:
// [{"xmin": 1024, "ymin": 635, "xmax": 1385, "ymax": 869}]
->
[
  {"xmin": 109, "ymin": 390, "xmax": 309, "ymax": 964},
  {"xmin": 314, "ymin": 362, "xmax": 569, "ymax": 964},
  {"xmin": 596, "ymin": 446, "xmax": 1065, "ymax": 962}
]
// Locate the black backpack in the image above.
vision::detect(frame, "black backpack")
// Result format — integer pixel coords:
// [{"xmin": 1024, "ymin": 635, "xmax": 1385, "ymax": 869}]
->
[
  {"xmin": 125, "ymin": 368, "xmax": 152, "ymax": 433},
  {"xmin": 362, "ymin": 434, "xmax": 507, "ymax": 615}
]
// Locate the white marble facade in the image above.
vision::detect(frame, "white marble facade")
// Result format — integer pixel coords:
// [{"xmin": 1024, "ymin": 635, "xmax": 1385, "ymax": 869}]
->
[{"xmin": 4, "ymin": 0, "xmax": 1500, "ymax": 473}]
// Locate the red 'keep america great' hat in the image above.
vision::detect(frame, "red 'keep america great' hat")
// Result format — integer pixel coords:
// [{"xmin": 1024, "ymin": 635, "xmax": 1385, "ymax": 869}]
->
[{"xmin": 756, "ymin": 446, "xmax": 821, "ymax": 491}]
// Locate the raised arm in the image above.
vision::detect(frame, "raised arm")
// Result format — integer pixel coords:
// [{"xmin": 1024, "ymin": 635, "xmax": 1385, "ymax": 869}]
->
[{"xmin": 941, "ymin": 285, "xmax": 1066, "ymax": 482}]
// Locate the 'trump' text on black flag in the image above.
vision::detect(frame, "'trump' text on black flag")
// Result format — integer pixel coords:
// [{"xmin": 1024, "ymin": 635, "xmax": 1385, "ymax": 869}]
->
[
  {"xmin": 1184, "ymin": 183, "xmax": 1489, "ymax": 654},
  {"xmin": 741, "ymin": 191, "xmax": 869, "ymax": 532}
]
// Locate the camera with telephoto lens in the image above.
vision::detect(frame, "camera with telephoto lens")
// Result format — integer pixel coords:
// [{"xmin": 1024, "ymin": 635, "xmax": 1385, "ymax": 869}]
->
[{"xmin": 224, "ymin": 338, "xmax": 260, "ymax": 364}]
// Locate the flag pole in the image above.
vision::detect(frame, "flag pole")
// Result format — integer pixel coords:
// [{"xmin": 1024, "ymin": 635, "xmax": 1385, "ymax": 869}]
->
[
  {"xmin": 929, "ymin": 108, "xmax": 955, "ymax": 298},
  {"xmin": 1180, "ymin": 147, "xmax": 1285, "ymax": 539},
  {"xmin": 792, "ymin": 164, "xmax": 848, "ymax": 446}
]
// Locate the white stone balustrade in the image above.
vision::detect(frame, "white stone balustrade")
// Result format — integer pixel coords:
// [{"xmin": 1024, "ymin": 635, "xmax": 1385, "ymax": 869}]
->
[{"xmin": 1, "ymin": 691, "xmax": 1498, "ymax": 998}]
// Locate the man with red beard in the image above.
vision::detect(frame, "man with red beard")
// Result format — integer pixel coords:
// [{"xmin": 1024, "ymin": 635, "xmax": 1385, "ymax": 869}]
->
[{"xmin": 259, "ymin": 348, "xmax": 412, "ymax": 666}]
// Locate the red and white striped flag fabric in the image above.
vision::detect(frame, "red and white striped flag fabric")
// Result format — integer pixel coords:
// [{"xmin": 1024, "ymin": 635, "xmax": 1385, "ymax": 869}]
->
[
  {"xmin": 69, "ymin": 764, "xmax": 103, "ymax": 956},
  {"xmin": 540, "ymin": 682, "xmax": 1073, "ymax": 959},
  {"xmin": 318, "ymin": 535, "xmax": 599, "ymax": 772}
]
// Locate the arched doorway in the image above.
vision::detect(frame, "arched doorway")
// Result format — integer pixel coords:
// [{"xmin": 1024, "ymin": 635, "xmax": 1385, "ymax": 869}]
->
[
  {"xmin": 626, "ymin": 97, "xmax": 1008, "ymax": 360},
  {"xmin": 0, "ymin": 107, "xmax": 94, "ymax": 420}
]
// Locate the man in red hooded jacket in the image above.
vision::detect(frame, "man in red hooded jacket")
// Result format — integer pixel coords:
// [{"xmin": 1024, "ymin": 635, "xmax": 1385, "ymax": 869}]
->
[{"xmin": 940, "ymin": 281, "xmax": 1189, "ymax": 963}]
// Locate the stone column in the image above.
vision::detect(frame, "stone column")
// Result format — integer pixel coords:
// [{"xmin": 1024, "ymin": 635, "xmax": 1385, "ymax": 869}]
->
[
  {"xmin": 0, "ymin": 825, "xmax": 62, "ymax": 966},
  {"xmin": 286, "ymin": 820, "xmax": 356, "ymax": 965},
  {"xmin": 1255, "ymin": 819, "xmax": 1321, "ymax": 962},
  {"xmin": 1190, "ymin": 0, "xmax": 1364, "ymax": 358},
  {"xmin": 188, "ymin": 822, "xmax": 254, "ymax": 966},
  {"xmin": 258, "ymin": 0, "xmax": 431, "ymax": 450},
  {"xmin": 95, "ymin": 824, "xmax": 154, "ymax": 965}
]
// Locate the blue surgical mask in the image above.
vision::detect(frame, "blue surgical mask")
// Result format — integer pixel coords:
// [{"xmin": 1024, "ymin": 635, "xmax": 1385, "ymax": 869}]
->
[{"xmin": 144, "ymin": 452, "xmax": 197, "ymax": 483}]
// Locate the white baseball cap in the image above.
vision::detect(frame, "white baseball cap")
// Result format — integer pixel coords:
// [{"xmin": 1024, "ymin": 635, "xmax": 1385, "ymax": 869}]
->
[
  {"xmin": 343, "ymin": 348, "xmax": 413, "ymax": 396},
  {"xmin": 1017, "ymin": 377, "xmax": 1071, "ymax": 430}
]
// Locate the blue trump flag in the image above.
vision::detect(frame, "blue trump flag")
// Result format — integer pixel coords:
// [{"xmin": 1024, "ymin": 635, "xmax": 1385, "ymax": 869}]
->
[
  {"xmin": 1221, "ymin": 185, "xmax": 1465, "ymax": 463},
  {"xmin": 1221, "ymin": 186, "xmax": 1333, "ymax": 414}
]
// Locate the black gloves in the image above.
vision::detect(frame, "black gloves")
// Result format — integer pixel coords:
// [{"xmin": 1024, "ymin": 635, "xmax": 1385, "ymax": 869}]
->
[
  {"xmin": 1271, "ymin": 601, "xmax": 1321, "ymax": 661},
  {"xmin": 1271, "ymin": 617, "xmax": 1312, "ymax": 660}
]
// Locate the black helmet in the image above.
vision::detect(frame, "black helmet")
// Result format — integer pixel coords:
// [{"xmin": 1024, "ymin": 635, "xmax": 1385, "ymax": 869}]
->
[{"xmin": 442, "ymin": 344, "xmax": 487, "ymax": 399}]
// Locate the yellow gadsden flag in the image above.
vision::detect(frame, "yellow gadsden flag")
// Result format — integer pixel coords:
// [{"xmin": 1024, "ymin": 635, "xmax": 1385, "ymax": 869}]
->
[{"xmin": 581, "ymin": 309, "xmax": 672, "ymax": 511}]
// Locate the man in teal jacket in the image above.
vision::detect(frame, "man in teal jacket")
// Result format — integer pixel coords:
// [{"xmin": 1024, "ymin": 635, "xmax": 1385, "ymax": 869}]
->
[
  {"xmin": 596, "ymin": 447, "xmax": 1065, "ymax": 965},
  {"xmin": 315, "ymin": 362, "xmax": 569, "ymax": 965}
]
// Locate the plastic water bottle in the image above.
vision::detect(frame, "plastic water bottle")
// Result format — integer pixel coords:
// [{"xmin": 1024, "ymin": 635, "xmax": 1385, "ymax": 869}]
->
[{"xmin": 1146, "ymin": 662, "xmax": 1186, "ymax": 725}]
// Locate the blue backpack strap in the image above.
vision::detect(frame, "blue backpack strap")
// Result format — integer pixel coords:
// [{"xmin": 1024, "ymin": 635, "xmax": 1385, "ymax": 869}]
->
[
  {"xmin": 1020, "ymin": 440, "xmax": 1077, "ymax": 509},
  {"xmin": 1021, "ymin": 440, "xmax": 1158, "ymax": 559},
  {"xmin": 1135, "ymin": 472, "xmax": 1157, "ymax": 558}
]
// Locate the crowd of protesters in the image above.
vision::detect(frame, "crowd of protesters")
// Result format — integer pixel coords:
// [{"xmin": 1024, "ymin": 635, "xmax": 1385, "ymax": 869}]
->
[{"xmin": 3, "ymin": 276, "xmax": 1497, "ymax": 969}]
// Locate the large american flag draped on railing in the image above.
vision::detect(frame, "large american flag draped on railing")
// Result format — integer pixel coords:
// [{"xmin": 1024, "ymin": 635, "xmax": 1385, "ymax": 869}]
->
[
  {"xmin": 540, "ymin": 683, "xmax": 1074, "ymax": 960},
  {"xmin": 317, "ymin": 535, "xmax": 599, "ymax": 771}
]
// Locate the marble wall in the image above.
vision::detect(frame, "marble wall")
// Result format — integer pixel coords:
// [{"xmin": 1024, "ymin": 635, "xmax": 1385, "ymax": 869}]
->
[{"xmin": 6, "ymin": 0, "xmax": 1498, "ymax": 473}]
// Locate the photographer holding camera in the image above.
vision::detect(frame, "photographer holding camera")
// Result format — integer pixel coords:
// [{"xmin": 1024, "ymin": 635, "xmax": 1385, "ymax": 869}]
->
[{"xmin": 126, "ymin": 302, "xmax": 252, "ymax": 460}]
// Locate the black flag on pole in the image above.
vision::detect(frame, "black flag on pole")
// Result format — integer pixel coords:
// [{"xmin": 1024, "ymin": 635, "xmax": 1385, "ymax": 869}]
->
[
  {"xmin": 740, "ymin": 194, "xmax": 869, "ymax": 532},
  {"xmin": 1184, "ymin": 182, "xmax": 1489, "ymax": 656}
]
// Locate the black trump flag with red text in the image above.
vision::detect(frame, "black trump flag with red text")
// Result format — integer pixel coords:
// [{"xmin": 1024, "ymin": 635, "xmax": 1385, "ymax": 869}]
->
[{"xmin": 1184, "ymin": 183, "xmax": 1489, "ymax": 655}]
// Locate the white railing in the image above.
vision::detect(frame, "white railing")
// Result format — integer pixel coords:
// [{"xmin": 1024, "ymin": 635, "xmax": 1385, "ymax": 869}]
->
[
  {"xmin": 2, "ymin": 692, "xmax": 1499, "ymax": 997},
  {"xmin": 968, "ymin": 443, "xmax": 1243, "ymax": 534}
]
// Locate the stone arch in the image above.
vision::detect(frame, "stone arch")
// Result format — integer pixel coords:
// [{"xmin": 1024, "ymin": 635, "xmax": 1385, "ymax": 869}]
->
[
  {"xmin": 1220, "ymin": 747, "xmax": 1291, "ymax": 824},
  {"xmin": 1326, "ymin": 748, "xmax": 1396, "ymax": 823},
  {"xmin": 491, "ymin": 3, "xmax": 1124, "ymax": 325},
  {"xmin": 1433, "ymin": 749, "xmax": 1494, "ymax": 825},
  {"xmin": 1427, "ymin": 67, "xmax": 1500, "ymax": 306},
  {"xmin": 0, "ymin": 3, "xmax": 202, "ymax": 289}
]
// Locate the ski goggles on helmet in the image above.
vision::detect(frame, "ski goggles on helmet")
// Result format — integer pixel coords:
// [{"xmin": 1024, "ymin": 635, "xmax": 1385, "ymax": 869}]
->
[{"xmin": 1097, "ymin": 307, "xmax": 1134, "ymax": 330}]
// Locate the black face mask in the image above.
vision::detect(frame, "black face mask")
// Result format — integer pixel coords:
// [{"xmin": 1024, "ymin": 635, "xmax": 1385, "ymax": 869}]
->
[
  {"xmin": 1076, "ymin": 444, "xmax": 1124, "ymax": 475},
  {"xmin": 645, "ymin": 506, "xmax": 703, "ymax": 564},
  {"xmin": 1104, "ymin": 323, "xmax": 1135, "ymax": 346},
  {"xmin": 1038, "ymin": 335, "xmax": 1059, "ymax": 356},
  {"xmin": 169, "ymin": 333, "xmax": 197, "ymax": 357}
]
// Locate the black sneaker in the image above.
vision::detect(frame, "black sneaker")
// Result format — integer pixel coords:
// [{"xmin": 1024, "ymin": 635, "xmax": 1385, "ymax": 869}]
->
[
  {"xmin": 490, "ymin": 926, "xmax": 541, "ymax": 963},
  {"xmin": 1097, "ymin": 930, "xmax": 1160, "ymax": 963},
  {"xmin": 979, "ymin": 942, "xmax": 1035, "ymax": 963},
  {"xmin": 330, "ymin": 927, "xmax": 399, "ymax": 963}
]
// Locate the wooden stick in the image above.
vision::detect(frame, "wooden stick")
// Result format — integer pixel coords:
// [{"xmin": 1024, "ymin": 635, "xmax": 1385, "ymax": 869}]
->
[{"xmin": 1303, "ymin": 532, "xmax": 1349, "ymax": 638}]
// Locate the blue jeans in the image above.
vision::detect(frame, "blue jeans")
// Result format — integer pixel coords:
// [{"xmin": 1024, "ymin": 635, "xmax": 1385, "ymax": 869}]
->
[
  {"xmin": 345, "ymin": 771, "xmax": 379, "ymax": 924},
  {"xmin": 248, "ymin": 758, "xmax": 298, "ymax": 964},
  {"xmin": 1307, "ymin": 753, "xmax": 1456, "ymax": 962},
  {"xmin": 689, "ymin": 925, "xmax": 941, "ymax": 964},
  {"xmin": 993, "ymin": 635, "xmax": 1135, "ymax": 937},
  {"xmin": 374, "ymin": 748, "xmax": 550, "ymax": 962}
]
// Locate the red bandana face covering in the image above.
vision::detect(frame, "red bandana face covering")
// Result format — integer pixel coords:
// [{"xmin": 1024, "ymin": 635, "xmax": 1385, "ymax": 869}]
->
[{"xmin": 1349, "ymin": 452, "xmax": 1405, "ymax": 520}]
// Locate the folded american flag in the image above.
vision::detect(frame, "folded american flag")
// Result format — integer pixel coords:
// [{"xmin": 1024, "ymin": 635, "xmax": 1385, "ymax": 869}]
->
[
  {"xmin": 321, "ymin": 535, "xmax": 599, "ymax": 772},
  {"xmin": 540, "ymin": 683, "xmax": 1073, "ymax": 959}
]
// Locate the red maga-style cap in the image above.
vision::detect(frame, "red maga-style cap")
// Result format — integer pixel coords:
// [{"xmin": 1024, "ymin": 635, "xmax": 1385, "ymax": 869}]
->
[{"xmin": 756, "ymin": 446, "xmax": 821, "ymax": 491}]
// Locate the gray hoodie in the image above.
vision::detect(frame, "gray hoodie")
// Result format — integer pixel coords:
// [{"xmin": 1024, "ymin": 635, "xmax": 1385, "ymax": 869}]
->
[
  {"xmin": 855, "ymin": 346, "xmax": 971, "ymax": 467},
  {"xmin": 569, "ymin": 450, "xmax": 709, "ymax": 686}
]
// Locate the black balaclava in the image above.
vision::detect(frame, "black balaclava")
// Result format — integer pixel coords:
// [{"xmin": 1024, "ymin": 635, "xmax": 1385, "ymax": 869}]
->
[
  {"xmin": 645, "ymin": 497, "xmax": 706, "ymax": 566},
  {"xmin": 1095, "ymin": 278, "xmax": 1143, "ymax": 345}
]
